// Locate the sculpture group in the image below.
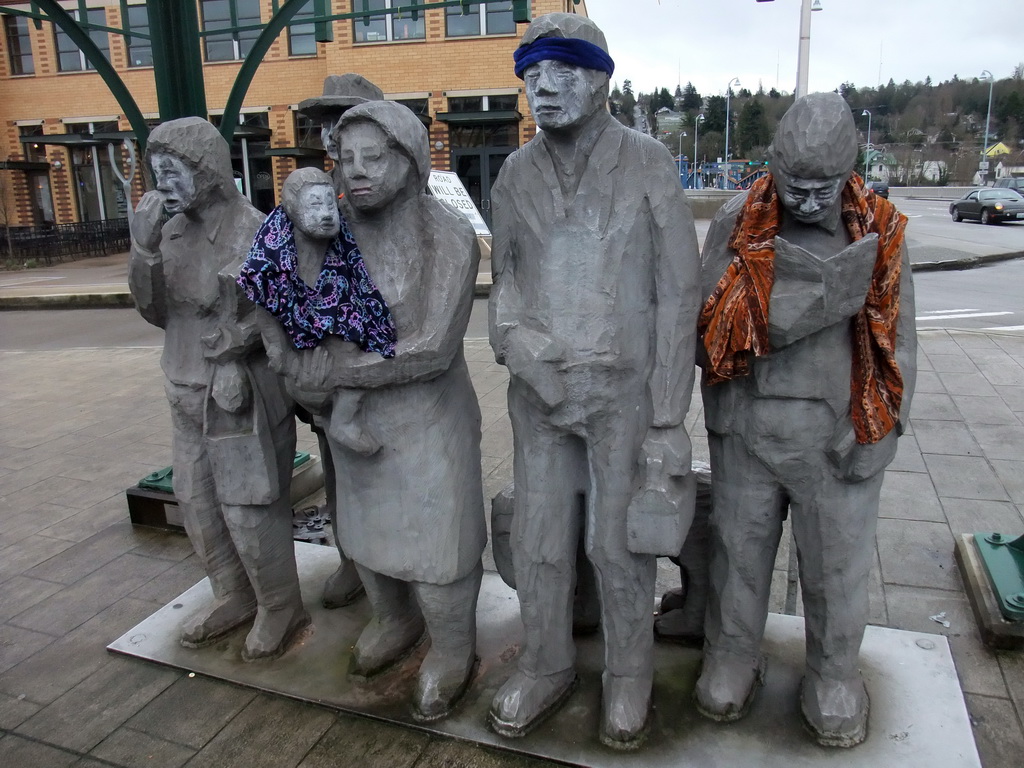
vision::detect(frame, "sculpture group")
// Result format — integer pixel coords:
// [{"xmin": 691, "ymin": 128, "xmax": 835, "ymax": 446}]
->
[{"xmin": 129, "ymin": 11, "xmax": 915, "ymax": 752}]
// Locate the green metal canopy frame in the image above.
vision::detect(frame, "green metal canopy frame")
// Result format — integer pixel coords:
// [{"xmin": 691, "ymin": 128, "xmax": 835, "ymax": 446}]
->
[{"xmin": 0, "ymin": 0, "xmax": 545, "ymax": 153}]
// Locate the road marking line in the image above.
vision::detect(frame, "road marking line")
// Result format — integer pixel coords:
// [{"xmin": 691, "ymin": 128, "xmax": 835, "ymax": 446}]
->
[
  {"xmin": 983, "ymin": 325, "xmax": 1024, "ymax": 331},
  {"xmin": 915, "ymin": 311, "xmax": 1012, "ymax": 321},
  {"xmin": 919, "ymin": 308, "xmax": 979, "ymax": 314}
]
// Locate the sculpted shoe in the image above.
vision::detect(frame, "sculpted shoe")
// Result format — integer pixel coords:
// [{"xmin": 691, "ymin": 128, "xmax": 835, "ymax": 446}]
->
[
  {"xmin": 322, "ymin": 560, "xmax": 365, "ymax": 609},
  {"xmin": 654, "ymin": 606, "xmax": 705, "ymax": 647},
  {"xmin": 800, "ymin": 671, "xmax": 869, "ymax": 748},
  {"xmin": 693, "ymin": 652, "xmax": 765, "ymax": 722},
  {"xmin": 241, "ymin": 604, "xmax": 312, "ymax": 662},
  {"xmin": 489, "ymin": 668, "xmax": 577, "ymax": 738},
  {"xmin": 180, "ymin": 596, "xmax": 257, "ymax": 649},
  {"xmin": 350, "ymin": 614, "xmax": 425, "ymax": 678},
  {"xmin": 659, "ymin": 587, "xmax": 686, "ymax": 614},
  {"xmin": 413, "ymin": 647, "xmax": 478, "ymax": 722},
  {"xmin": 599, "ymin": 672, "xmax": 652, "ymax": 750}
]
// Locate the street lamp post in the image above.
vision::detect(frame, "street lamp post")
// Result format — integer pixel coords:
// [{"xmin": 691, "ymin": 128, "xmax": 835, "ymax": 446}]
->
[
  {"xmin": 724, "ymin": 77, "xmax": 740, "ymax": 189},
  {"xmin": 862, "ymin": 109, "xmax": 872, "ymax": 181},
  {"xmin": 796, "ymin": 0, "xmax": 823, "ymax": 98},
  {"xmin": 677, "ymin": 129, "xmax": 687, "ymax": 185},
  {"xmin": 981, "ymin": 69, "xmax": 994, "ymax": 183},
  {"xmin": 694, "ymin": 113, "xmax": 705, "ymax": 189}
]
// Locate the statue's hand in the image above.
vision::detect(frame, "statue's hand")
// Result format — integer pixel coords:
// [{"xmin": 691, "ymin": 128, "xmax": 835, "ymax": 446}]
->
[
  {"xmin": 132, "ymin": 191, "xmax": 166, "ymax": 253},
  {"xmin": 211, "ymin": 361, "xmax": 251, "ymax": 414},
  {"xmin": 502, "ymin": 328, "xmax": 566, "ymax": 411},
  {"xmin": 639, "ymin": 425, "xmax": 692, "ymax": 481}
]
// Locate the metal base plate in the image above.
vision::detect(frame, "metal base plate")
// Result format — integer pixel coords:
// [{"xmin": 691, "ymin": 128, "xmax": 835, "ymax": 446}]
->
[
  {"xmin": 108, "ymin": 543, "xmax": 980, "ymax": 768},
  {"xmin": 956, "ymin": 533, "xmax": 1024, "ymax": 649}
]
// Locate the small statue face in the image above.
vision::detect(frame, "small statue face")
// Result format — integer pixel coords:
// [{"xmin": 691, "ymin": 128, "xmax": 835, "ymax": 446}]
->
[
  {"xmin": 336, "ymin": 122, "xmax": 412, "ymax": 213},
  {"xmin": 151, "ymin": 153, "xmax": 197, "ymax": 215},
  {"xmin": 293, "ymin": 183, "xmax": 340, "ymax": 240},
  {"xmin": 777, "ymin": 174, "xmax": 845, "ymax": 225},
  {"xmin": 524, "ymin": 59, "xmax": 604, "ymax": 132},
  {"xmin": 320, "ymin": 117, "xmax": 339, "ymax": 161}
]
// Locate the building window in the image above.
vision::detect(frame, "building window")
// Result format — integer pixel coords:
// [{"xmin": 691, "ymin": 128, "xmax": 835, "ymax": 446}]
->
[
  {"xmin": 124, "ymin": 4, "xmax": 152, "ymax": 67},
  {"xmin": 55, "ymin": 8, "xmax": 110, "ymax": 72},
  {"xmin": 353, "ymin": 0, "xmax": 425, "ymax": 43},
  {"xmin": 4, "ymin": 15, "xmax": 34, "ymax": 75},
  {"xmin": 446, "ymin": 1, "xmax": 514, "ymax": 37},
  {"xmin": 201, "ymin": 0, "xmax": 261, "ymax": 62},
  {"xmin": 288, "ymin": 5, "xmax": 316, "ymax": 55},
  {"xmin": 396, "ymin": 98, "xmax": 429, "ymax": 118},
  {"xmin": 19, "ymin": 125, "xmax": 46, "ymax": 162},
  {"xmin": 448, "ymin": 94, "xmax": 518, "ymax": 112},
  {"xmin": 295, "ymin": 113, "xmax": 324, "ymax": 151}
]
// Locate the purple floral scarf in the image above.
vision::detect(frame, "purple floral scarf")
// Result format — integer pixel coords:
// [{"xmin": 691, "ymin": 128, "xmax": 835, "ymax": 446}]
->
[{"xmin": 237, "ymin": 206, "xmax": 397, "ymax": 358}]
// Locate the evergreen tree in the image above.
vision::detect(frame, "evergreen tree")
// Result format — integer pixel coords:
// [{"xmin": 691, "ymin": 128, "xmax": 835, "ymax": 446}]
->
[
  {"xmin": 737, "ymin": 99, "xmax": 771, "ymax": 155},
  {"xmin": 703, "ymin": 95, "xmax": 727, "ymax": 134},
  {"xmin": 681, "ymin": 81, "xmax": 702, "ymax": 111}
]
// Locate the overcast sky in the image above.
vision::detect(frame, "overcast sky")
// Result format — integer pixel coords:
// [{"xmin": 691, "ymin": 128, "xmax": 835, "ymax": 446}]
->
[{"xmin": 582, "ymin": 0, "xmax": 1022, "ymax": 97}]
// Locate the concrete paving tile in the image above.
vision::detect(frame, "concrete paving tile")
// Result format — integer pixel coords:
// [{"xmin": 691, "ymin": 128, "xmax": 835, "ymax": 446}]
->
[
  {"xmin": 0, "ymin": 577, "xmax": 64, "ymax": 626},
  {"xmin": 991, "ymin": 460, "xmax": 1024, "ymax": 506},
  {"xmin": 992, "ymin": 384, "xmax": 1024, "ymax": 413},
  {"xmin": 24, "ymin": 523, "xmax": 156, "ymax": 585},
  {"xmin": 0, "ymin": 734, "xmax": 80, "ymax": 767},
  {"xmin": 923, "ymin": 454, "xmax": 1009, "ymax": 501},
  {"xmin": 129, "ymin": 531, "xmax": 194, "ymax": 563},
  {"xmin": 977, "ymin": 361, "xmax": 1024, "ymax": 387},
  {"xmin": 938, "ymin": 371, "xmax": 999, "ymax": 397},
  {"xmin": 11, "ymin": 553, "xmax": 175, "ymax": 637},
  {"xmin": 952, "ymin": 394, "xmax": 1021, "ymax": 426},
  {"xmin": 916, "ymin": 349, "xmax": 934, "ymax": 372},
  {"xmin": 996, "ymin": 651, "xmax": 1024, "ymax": 734},
  {"xmin": 1, "ymin": 475, "xmax": 94, "ymax": 512},
  {"xmin": 0, "ymin": 503, "xmax": 83, "ymax": 545},
  {"xmin": 414, "ymin": 738, "xmax": 554, "ymax": 768},
  {"xmin": 887, "ymin": 433, "xmax": 927, "ymax": 473},
  {"xmin": 883, "ymin": 585, "xmax": 1005, "ymax": 698},
  {"xmin": 128, "ymin": 556, "xmax": 206, "ymax": 609},
  {"xmin": 970, "ymin": 423, "xmax": 1024, "ymax": 461},
  {"xmin": 127, "ymin": 675, "xmax": 258, "ymax": 750},
  {"xmin": 876, "ymin": 518, "xmax": 960, "ymax": 591},
  {"xmin": 296, "ymin": 715, "xmax": 428, "ymax": 768},
  {"xmin": 0, "ymin": 691, "xmax": 42, "ymax": 730},
  {"xmin": 908, "ymin": 392, "xmax": 961, "ymax": 421},
  {"xmin": 942, "ymin": 498, "xmax": 1024, "ymax": 536},
  {"xmin": 878, "ymin": 470, "xmax": 945, "ymax": 522},
  {"xmin": 964, "ymin": 693, "xmax": 1024, "ymax": 768},
  {"xmin": 918, "ymin": 332, "xmax": 964, "ymax": 355},
  {"xmin": 17, "ymin": 657, "xmax": 179, "ymax": 754},
  {"xmin": 480, "ymin": 416, "xmax": 513, "ymax": 460},
  {"xmin": 927, "ymin": 353, "xmax": 979, "ymax": 373},
  {"xmin": 0, "ymin": 597, "xmax": 163, "ymax": 705},
  {"xmin": 0, "ymin": 623, "xmax": 57, "ymax": 674},
  {"xmin": 0, "ymin": 461, "xmax": 63, "ymax": 495},
  {"xmin": 913, "ymin": 370, "xmax": 947, "ymax": 395},
  {"xmin": 914, "ymin": 419, "xmax": 983, "ymax": 456},
  {"xmin": 483, "ymin": 457, "xmax": 514, "ymax": 509},
  {"xmin": 953, "ymin": 332, "xmax": 1000, "ymax": 350},
  {"xmin": 185, "ymin": 694, "xmax": 334, "ymax": 768},
  {"xmin": 90, "ymin": 727, "xmax": 194, "ymax": 768},
  {"xmin": 37, "ymin": 497, "xmax": 139, "ymax": 543},
  {"xmin": 0, "ymin": 534, "xmax": 77, "ymax": 584}
]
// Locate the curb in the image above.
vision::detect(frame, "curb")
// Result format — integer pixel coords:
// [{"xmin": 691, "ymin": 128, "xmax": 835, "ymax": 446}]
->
[{"xmin": 911, "ymin": 250, "xmax": 1024, "ymax": 273}]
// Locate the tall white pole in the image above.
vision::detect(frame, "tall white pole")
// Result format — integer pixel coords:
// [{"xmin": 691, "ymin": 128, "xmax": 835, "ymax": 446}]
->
[
  {"xmin": 694, "ymin": 113, "xmax": 704, "ymax": 189},
  {"xmin": 796, "ymin": 0, "xmax": 813, "ymax": 98},
  {"xmin": 981, "ymin": 70, "xmax": 994, "ymax": 183},
  {"xmin": 862, "ymin": 109, "xmax": 872, "ymax": 181},
  {"xmin": 724, "ymin": 77, "xmax": 740, "ymax": 189}
]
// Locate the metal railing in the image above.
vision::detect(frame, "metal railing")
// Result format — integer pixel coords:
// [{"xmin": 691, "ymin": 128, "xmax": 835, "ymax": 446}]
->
[{"xmin": 1, "ymin": 218, "xmax": 130, "ymax": 264}]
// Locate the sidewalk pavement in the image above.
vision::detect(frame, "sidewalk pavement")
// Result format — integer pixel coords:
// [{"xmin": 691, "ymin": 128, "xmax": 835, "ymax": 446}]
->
[{"xmin": 2, "ymin": 243, "xmax": 1024, "ymax": 767}]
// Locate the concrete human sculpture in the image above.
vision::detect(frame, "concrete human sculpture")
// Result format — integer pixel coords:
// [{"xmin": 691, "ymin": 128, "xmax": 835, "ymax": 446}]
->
[
  {"xmin": 487, "ymin": 13, "xmax": 700, "ymax": 749},
  {"xmin": 128, "ymin": 117, "xmax": 308, "ymax": 661},
  {"xmin": 295, "ymin": 73, "xmax": 384, "ymax": 608},
  {"xmin": 695, "ymin": 92, "xmax": 917, "ymax": 747},
  {"xmin": 249, "ymin": 103, "xmax": 485, "ymax": 722}
]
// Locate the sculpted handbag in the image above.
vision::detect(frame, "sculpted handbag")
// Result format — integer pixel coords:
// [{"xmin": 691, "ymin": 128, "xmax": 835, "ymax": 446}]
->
[{"xmin": 203, "ymin": 362, "xmax": 279, "ymax": 506}]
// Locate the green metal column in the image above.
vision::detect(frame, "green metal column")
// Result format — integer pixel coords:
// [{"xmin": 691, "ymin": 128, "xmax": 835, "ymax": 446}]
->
[{"xmin": 148, "ymin": 0, "xmax": 208, "ymax": 122}]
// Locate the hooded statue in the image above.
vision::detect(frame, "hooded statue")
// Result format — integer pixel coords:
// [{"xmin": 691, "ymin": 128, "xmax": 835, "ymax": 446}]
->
[
  {"xmin": 128, "ymin": 117, "xmax": 308, "ymax": 663},
  {"xmin": 695, "ymin": 93, "xmax": 917, "ymax": 748}
]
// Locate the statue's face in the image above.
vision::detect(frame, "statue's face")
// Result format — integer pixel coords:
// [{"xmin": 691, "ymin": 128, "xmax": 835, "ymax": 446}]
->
[
  {"xmin": 320, "ymin": 117, "xmax": 339, "ymax": 161},
  {"xmin": 293, "ymin": 183, "xmax": 340, "ymax": 240},
  {"xmin": 336, "ymin": 122, "xmax": 412, "ymax": 213},
  {"xmin": 777, "ymin": 173, "xmax": 846, "ymax": 225},
  {"xmin": 524, "ymin": 58, "xmax": 605, "ymax": 132},
  {"xmin": 151, "ymin": 153, "xmax": 197, "ymax": 215}
]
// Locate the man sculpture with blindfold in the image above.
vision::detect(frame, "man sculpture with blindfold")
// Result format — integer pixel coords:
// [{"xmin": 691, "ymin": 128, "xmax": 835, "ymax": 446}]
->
[
  {"xmin": 488, "ymin": 13, "xmax": 700, "ymax": 749},
  {"xmin": 696, "ymin": 92, "xmax": 917, "ymax": 747}
]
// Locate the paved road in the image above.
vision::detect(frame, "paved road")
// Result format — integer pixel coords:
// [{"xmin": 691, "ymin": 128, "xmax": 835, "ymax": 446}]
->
[{"xmin": 899, "ymin": 197, "xmax": 1024, "ymax": 262}]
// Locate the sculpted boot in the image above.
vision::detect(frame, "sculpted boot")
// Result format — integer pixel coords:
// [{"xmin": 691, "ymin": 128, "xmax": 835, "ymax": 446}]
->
[
  {"xmin": 351, "ymin": 567, "xmax": 425, "ymax": 677},
  {"xmin": 489, "ymin": 668, "xmax": 577, "ymax": 737},
  {"xmin": 600, "ymin": 670, "xmax": 652, "ymax": 750},
  {"xmin": 800, "ymin": 671, "xmax": 869, "ymax": 748},
  {"xmin": 694, "ymin": 650, "xmax": 765, "ymax": 722},
  {"xmin": 412, "ymin": 567, "xmax": 481, "ymax": 721},
  {"xmin": 180, "ymin": 593, "xmax": 257, "ymax": 648},
  {"xmin": 322, "ymin": 557, "xmax": 365, "ymax": 609}
]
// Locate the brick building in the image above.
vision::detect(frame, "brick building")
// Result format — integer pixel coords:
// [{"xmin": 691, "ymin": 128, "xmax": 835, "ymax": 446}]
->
[{"xmin": 0, "ymin": 0, "xmax": 588, "ymax": 227}]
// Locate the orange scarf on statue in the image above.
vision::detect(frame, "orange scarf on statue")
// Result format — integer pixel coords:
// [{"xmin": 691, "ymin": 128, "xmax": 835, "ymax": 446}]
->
[{"xmin": 698, "ymin": 173, "xmax": 908, "ymax": 444}]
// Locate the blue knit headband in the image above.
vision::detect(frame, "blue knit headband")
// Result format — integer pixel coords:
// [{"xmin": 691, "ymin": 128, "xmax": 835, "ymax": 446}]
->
[{"xmin": 513, "ymin": 37, "xmax": 615, "ymax": 79}]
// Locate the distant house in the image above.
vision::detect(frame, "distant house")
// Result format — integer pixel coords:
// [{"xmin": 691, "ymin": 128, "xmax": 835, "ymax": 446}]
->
[
  {"xmin": 654, "ymin": 107, "xmax": 685, "ymax": 132},
  {"xmin": 985, "ymin": 142, "xmax": 1012, "ymax": 157}
]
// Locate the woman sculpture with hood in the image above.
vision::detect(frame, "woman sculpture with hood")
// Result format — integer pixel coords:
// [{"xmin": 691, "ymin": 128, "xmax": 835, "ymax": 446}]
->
[{"xmin": 245, "ymin": 101, "xmax": 485, "ymax": 721}]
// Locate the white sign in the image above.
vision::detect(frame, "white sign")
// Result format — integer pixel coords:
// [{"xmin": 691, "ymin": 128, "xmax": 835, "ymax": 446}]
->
[{"xmin": 427, "ymin": 170, "xmax": 490, "ymax": 236}]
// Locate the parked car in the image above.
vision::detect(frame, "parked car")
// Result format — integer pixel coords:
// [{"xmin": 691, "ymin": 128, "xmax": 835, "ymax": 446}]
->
[
  {"xmin": 949, "ymin": 188, "xmax": 1024, "ymax": 224},
  {"xmin": 994, "ymin": 177, "xmax": 1024, "ymax": 193},
  {"xmin": 865, "ymin": 180, "xmax": 889, "ymax": 199}
]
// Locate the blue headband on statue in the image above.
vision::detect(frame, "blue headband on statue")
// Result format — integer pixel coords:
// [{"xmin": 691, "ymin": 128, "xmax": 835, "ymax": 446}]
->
[{"xmin": 513, "ymin": 37, "xmax": 615, "ymax": 79}]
